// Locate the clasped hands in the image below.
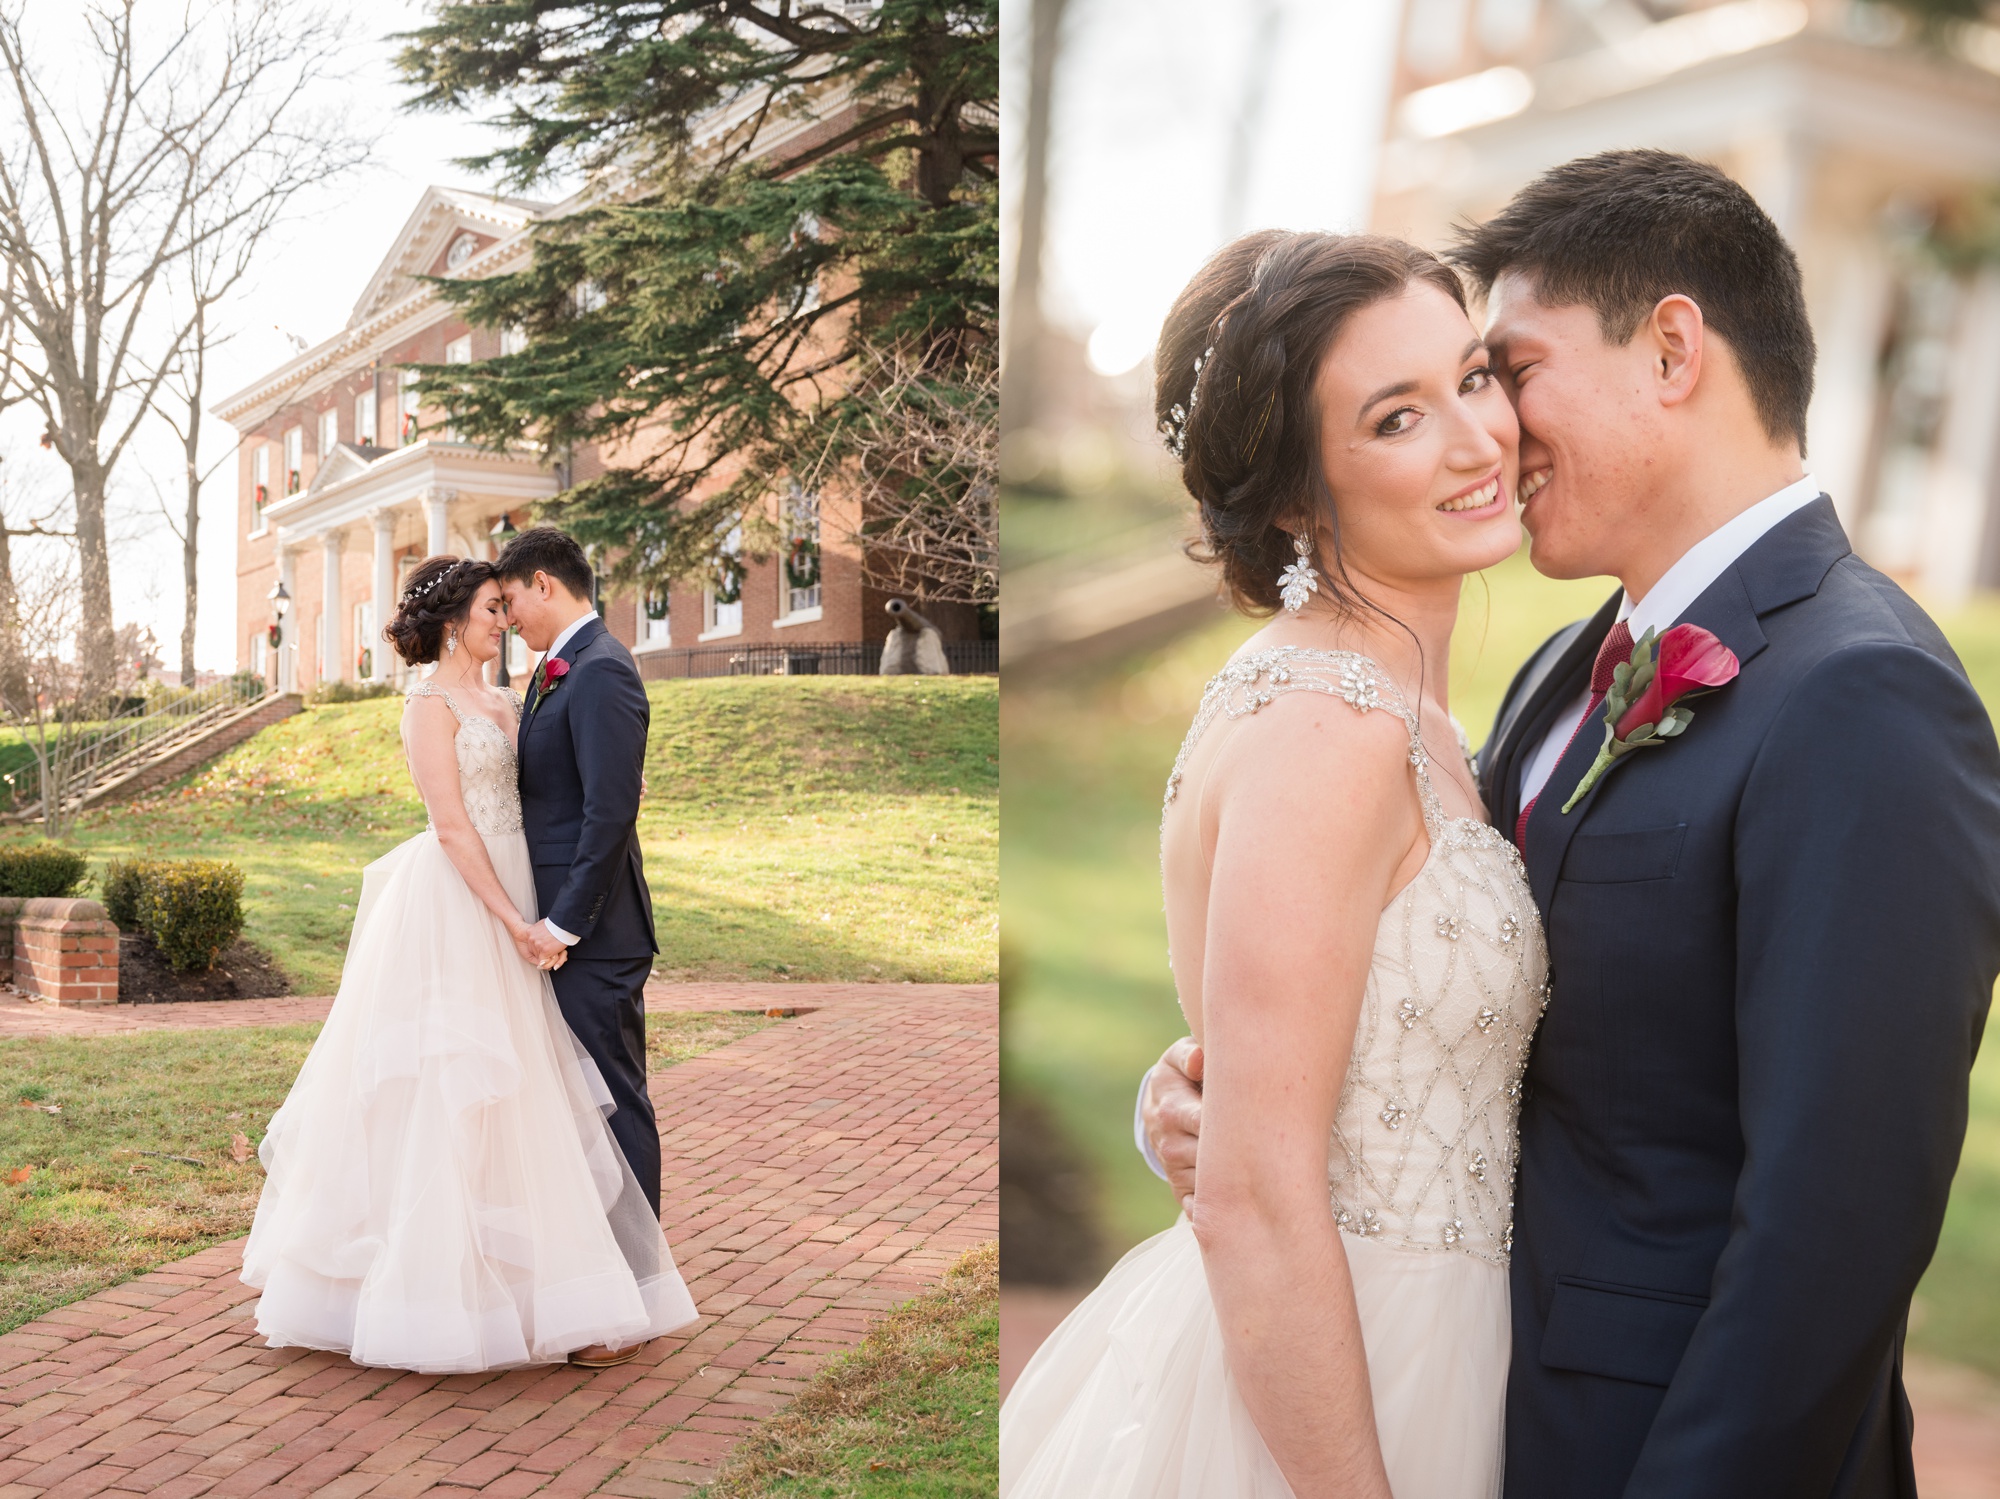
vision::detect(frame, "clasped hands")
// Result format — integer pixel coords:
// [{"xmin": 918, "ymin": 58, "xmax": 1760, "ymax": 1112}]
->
[
  {"xmin": 1143, "ymin": 1036, "xmax": 1205, "ymax": 1214},
  {"xmin": 511, "ymin": 921, "xmax": 569, "ymax": 972}
]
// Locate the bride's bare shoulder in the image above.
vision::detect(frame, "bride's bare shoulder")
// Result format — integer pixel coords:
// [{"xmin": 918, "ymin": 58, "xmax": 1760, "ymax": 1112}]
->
[{"xmin": 1181, "ymin": 647, "xmax": 1414, "ymax": 805}]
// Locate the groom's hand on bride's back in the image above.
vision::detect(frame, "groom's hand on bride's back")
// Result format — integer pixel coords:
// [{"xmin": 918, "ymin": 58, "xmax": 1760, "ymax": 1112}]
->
[{"xmin": 1143, "ymin": 1038, "xmax": 1204, "ymax": 1210}]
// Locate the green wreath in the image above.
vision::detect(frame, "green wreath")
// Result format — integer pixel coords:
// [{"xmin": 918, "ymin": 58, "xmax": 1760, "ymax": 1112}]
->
[
  {"xmin": 785, "ymin": 536, "xmax": 821, "ymax": 592},
  {"xmin": 713, "ymin": 552, "xmax": 745, "ymax": 605}
]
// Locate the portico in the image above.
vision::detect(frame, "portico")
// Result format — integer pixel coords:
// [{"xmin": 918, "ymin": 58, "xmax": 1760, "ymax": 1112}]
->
[{"xmin": 263, "ymin": 438, "xmax": 556, "ymax": 689}]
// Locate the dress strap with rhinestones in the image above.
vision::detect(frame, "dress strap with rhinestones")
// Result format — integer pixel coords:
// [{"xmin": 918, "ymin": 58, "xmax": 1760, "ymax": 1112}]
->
[
  {"xmin": 1163, "ymin": 646, "xmax": 1446, "ymax": 837},
  {"xmin": 407, "ymin": 681, "xmax": 466, "ymax": 725}
]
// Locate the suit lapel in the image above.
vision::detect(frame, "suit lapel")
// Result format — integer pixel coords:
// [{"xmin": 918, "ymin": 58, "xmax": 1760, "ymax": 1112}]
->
[
  {"xmin": 522, "ymin": 616, "xmax": 607, "ymax": 739},
  {"xmin": 1487, "ymin": 592, "xmax": 1620, "ymax": 837},
  {"xmin": 1523, "ymin": 496, "xmax": 1849, "ymax": 915}
]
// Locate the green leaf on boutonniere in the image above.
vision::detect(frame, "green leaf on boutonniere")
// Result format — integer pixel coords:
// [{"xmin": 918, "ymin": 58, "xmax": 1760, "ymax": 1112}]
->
[{"xmin": 1561, "ymin": 624, "xmax": 1740, "ymax": 812}]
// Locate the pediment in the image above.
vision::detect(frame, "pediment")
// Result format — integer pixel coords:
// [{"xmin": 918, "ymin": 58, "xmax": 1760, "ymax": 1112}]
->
[
  {"xmin": 347, "ymin": 186, "xmax": 552, "ymax": 328},
  {"xmin": 309, "ymin": 442, "xmax": 384, "ymax": 493}
]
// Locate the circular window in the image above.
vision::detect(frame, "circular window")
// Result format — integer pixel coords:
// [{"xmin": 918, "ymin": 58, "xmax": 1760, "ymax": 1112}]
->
[{"xmin": 445, "ymin": 232, "xmax": 479, "ymax": 270}]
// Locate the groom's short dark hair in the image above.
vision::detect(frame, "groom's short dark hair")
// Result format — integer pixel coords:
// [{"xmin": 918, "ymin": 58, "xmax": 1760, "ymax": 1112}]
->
[
  {"xmin": 1450, "ymin": 149, "xmax": 1815, "ymax": 450},
  {"xmin": 495, "ymin": 525, "xmax": 594, "ymax": 600}
]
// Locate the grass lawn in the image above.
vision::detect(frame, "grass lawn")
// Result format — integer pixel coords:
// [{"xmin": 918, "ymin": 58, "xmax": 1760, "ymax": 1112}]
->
[
  {"xmin": 33, "ymin": 677, "xmax": 997, "ymax": 993},
  {"xmin": 1004, "ymin": 528, "xmax": 2000, "ymax": 1376},
  {"xmin": 704, "ymin": 1242, "xmax": 997, "ymax": 1498},
  {"xmin": 0, "ymin": 1010, "xmax": 774, "ymax": 1337}
]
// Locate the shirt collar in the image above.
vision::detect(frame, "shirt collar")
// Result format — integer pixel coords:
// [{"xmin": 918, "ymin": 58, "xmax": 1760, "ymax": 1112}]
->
[
  {"xmin": 1620, "ymin": 474, "xmax": 1822, "ymax": 638},
  {"xmin": 544, "ymin": 609, "xmax": 599, "ymax": 664}
]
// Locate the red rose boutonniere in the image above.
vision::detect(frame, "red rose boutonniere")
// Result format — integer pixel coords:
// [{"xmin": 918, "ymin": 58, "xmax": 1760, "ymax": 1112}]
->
[
  {"xmin": 532, "ymin": 655, "xmax": 570, "ymax": 712},
  {"xmin": 1561, "ymin": 623, "xmax": 1740, "ymax": 812}
]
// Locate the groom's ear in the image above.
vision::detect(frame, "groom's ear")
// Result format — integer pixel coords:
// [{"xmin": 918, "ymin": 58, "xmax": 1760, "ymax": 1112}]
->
[{"xmin": 1647, "ymin": 293, "xmax": 1705, "ymax": 410}]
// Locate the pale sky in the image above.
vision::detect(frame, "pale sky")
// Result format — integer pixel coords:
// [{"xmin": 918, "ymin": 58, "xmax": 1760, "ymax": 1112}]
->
[
  {"xmin": 1009, "ymin": 0, "xmax": 1401, "ymax": 371},
  {"xmin": 2, "ymin": 1, "xmax": 538, "ymax": 673}
]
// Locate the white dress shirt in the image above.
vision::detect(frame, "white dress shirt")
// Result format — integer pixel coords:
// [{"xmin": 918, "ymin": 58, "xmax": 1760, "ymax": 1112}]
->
[
  {"xmin": 1516, "ymin": 475, "xmax": 1823, "ymax": 808},
  {"xmin": 533, "ymin": 609, "xmax": 599, "ymax": 948}
]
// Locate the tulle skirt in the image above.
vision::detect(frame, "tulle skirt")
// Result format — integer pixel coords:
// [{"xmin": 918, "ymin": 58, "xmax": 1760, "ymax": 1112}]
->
[
  {"xmin": 1000, "ymin": 1217, "xmax": 1508, "ymax": 1498},
  {"xmin": 240, "ymin": 826, "xmax": 699, "ymax": 1373}
]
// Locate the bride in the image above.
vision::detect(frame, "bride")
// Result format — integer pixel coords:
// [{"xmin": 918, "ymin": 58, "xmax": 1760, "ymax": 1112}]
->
[
  {"xmin": 1001, "ymin": 231, "xmax": 1548, "ymax": 1497},
  {"xmin": 241, "ymin": 556, "xmax": 698, "ymax": 1372}
]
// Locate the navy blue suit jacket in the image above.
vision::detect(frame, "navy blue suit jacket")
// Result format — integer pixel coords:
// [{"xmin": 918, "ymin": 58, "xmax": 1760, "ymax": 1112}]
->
[
  {"xmin": 1478, "ymin": 499, "xmax": 2000, "ymax": 1497},
  {"xmin": 517, "ymin": 616, "xmax": 657, "ymax": 958}
]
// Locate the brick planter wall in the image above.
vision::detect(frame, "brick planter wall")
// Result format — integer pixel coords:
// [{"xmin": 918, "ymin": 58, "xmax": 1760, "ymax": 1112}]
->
[{"xmin": 10, "ymin": 898, "xmax": 118, "ymax": 1007}]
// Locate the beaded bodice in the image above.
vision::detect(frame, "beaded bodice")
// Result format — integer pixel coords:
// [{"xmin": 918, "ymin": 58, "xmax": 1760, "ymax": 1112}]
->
[
  {"xmin": 1165, "ymin": 647, "xmax": 1550, "ymax": 1266},
  {"xmin": 408, "ymin": 682, "xmax": 524, "ymax": 836}
]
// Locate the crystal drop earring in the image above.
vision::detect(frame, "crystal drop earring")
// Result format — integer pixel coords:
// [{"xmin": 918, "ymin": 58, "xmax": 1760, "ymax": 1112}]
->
[
  {"xmin": 1278, "ymin": 532, "xmax": 1320, "ymax": 614},
  {"xmin": 446, "ymin": 630, "xmax": 457, "ymax": 657}
]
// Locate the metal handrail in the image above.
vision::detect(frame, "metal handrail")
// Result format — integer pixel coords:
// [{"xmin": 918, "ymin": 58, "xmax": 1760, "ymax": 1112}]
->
[{"xmin": 5, "ymin": 677, "xmax": 271, "ymax": 819}]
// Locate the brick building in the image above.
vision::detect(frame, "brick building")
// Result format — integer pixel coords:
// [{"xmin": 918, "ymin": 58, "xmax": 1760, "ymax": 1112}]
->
[{"xmin": 216, "ymin": 183, "xmax": 991, "ymax": 687}]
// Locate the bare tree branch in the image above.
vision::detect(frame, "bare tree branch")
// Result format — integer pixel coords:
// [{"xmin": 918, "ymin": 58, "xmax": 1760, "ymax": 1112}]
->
[
  {"xmin": 0, "ymin": 0, "xmax": 369, "ymax": 684},
  {"xmin": 805, "ymin": 343, "xmax": 997, "ymax": 606}
]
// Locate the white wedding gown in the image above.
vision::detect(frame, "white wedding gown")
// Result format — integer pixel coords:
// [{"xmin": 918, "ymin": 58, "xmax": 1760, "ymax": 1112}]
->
[
  {"xmin": 241, "ymin": 681, "xmax": 698, "ymax": 1372},
  {"xmin": 1002, "ymin": 649, "xmax": 1551, "ymax": 1497}
]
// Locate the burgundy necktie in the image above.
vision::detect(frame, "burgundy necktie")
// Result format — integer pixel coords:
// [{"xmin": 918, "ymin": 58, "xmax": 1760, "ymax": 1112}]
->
[{"xmin": 1515, "ymin": 620, "xmax": 1635, "ymax": 850}]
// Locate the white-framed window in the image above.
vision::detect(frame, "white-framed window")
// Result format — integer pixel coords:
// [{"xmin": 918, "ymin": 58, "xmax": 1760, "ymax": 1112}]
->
[
  {"xmin": 353, "ymin": 602, "xmax": 375, "ymax": 679},
  {"xmin": 501, "ymin": 324, "xmax": 528, "ymax": 356},
  {"xmin": 575, "ymin": 279, "xmax": 607, "ymax": 313},
  {"xmin": 399, "ymin": 370, "xmax": 421, "ymax": 445},
  {"xmin": 778, "ymin": 484, "xmax": 822, "ymax": 620},
  {"xmin": 701, "ymin": 525, "xmax": 744, "ymax": 639},
  {"xmin": 283, "ymin": 427, "xmax": 303, "ymax": 494},
  {"xmin": 442, "ymin": 337, "xmax": 473, "ymax": 442},
  {"xmin": 642, "ymin": 586, "xmax": 671, "ymax": 645},
  {"xmin": 317, "ymin": 408, "xmax": 338, "ymax": 470},
  {"xmin": 355, "ymin": 388, "xmax": 376, "ymax": 446},
  {"xmin": 250, "ymin": 445, "xmax": 271, "ymax": 535},
  {"xmin": 250, "ymin": 631, "xmax": 268, "ymax": 677}
]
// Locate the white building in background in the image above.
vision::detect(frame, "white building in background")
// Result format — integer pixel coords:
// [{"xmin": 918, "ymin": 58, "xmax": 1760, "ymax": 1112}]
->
[{"xmin": 1374, "ymin": 0, "xmax": 2000, "ymax": 603}]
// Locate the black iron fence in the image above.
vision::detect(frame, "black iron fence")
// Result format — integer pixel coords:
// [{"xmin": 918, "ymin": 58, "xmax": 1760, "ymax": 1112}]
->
[{"xmin": 637, "ymin": 639, "xmax": 998, "ymax": 680}]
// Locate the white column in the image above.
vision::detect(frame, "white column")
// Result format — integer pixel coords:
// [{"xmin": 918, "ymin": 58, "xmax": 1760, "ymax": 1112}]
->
[
  {"xmin": 275, "ymin": 545, "xmax": 298, "ymax": 694},
  {"xmin": 320, "ymin": 531, "xmax": 344, "ymax": 684},
  {"xmin": 424, "ymin": 486, "xmax": 453, "ymax": 557},
  {"xmin": 371, "ymin": 508, "xmax": 395, "ymax": 683},
  {"xmin": 1922, "ymin": 265, "xmax": 2000, "ymax": 605}
]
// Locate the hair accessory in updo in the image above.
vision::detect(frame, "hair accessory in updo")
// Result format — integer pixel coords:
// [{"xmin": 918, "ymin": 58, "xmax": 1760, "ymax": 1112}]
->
[
  {"xmin": 1158, "ymin": 345, "xmax": 1215, "ymax": 459},
  {"xmin": 401, "ymin": 563, "xmax": 459, "ymax": 607}
]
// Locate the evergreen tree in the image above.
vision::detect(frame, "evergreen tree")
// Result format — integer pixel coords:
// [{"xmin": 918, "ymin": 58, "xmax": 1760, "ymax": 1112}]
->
[{"xmin": 395, "ymin": 1, "xmax": 998, "ymax": 596}]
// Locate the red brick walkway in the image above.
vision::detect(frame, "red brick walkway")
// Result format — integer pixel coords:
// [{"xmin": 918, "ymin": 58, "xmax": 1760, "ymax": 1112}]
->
[
  {"xmin": 0, "ymin": 985, "xmax": 997, "ymax": 1496},
  {"xmin": 0, "ymin": 982, "xmax": 984, "ymax": 1038}
]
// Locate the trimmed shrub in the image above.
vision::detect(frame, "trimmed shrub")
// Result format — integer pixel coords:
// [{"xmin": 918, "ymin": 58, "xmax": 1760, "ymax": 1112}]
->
[
  {"xmin": 101, "ymin": 858, "xmax": 156, "ymax": 928},
  {"xmin": 138, "ymin": 861, "xmax": 246, "ymax": 973},
  {"xmin": 306, "ymin": 679, "xmax": 399, "ymax": 707},
  {"xmin": 0, "ymin": 843, "xmax": 89, "ymax": 899}
]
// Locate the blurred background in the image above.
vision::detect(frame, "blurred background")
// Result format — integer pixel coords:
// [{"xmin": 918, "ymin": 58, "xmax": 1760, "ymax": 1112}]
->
[{"xmin": 1000, "ymin": 0, "xmax": 2000, "ymax": 1484}]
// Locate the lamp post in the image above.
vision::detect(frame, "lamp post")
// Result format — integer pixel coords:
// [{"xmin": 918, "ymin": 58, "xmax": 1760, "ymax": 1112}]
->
[
  {"xmin": 490, "ymin": 513, "xmax": 519, "ymax": 686},
  {"xmin": 267, "ymin": 579, "xmax": 291, "ymax": 690}
]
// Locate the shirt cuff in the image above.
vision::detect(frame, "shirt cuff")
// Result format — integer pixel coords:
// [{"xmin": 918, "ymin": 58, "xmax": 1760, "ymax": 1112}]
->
[
  {"xmin": 1134, "ymin": 1064, "xmax": 1169, "ymax": 1182},
  {"xmin": 542, "ymin": 918, "xmax": 580, "ymax": 947}
]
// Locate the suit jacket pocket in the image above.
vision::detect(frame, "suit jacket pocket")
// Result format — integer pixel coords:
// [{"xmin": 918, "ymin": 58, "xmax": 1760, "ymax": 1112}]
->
[
  {"xmin": 532, "ymin": 840, "xmax": 578, "ymax": 868},
  {"xmin": 1561, "ymin": 823, "xmax": 1686, "ymax": 884},
  {"xmin": 1539, "ymin": 1276, "xmax": 1707, "ymax": 1386}
]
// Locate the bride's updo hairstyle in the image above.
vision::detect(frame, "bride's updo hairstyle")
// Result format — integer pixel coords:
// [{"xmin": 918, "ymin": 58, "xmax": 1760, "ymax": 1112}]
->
[
  {"xmin": 385, "ymin": 555, "xmax": 498, "ymax": 666},
  {"xmin": 1158, "ymin": 231, "xmax": 1469, "ymax": 614}
]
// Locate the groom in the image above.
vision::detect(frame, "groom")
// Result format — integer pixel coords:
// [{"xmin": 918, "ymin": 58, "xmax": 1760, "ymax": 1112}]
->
[
  {"xmin": 1141, "ymin": 151, "xmax": 2000, "ymax": 1495},
  {"xmin": 495, "ymin": 528, "xmax": 662, "ymax": 1224}
]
